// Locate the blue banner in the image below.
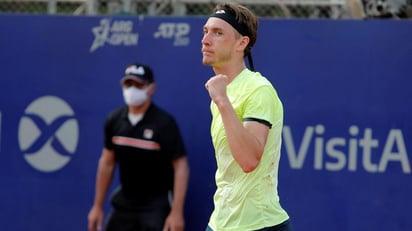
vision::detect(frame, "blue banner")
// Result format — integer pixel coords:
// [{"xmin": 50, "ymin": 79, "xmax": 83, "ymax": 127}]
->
[{"xmin": 0, "ymin": 15, "xmax": 411, "ymax": 231}]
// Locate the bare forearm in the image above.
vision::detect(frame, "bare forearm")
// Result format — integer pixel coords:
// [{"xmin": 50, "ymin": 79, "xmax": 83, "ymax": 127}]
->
[
  {"xmin": 206, "ymin": 74, "xmax": 265, "ymax": 172},
  {"xmin": 217, "ymin": 99, "xmax": 264, "ymax": 172},
  {"xmin": 93, "ymin": 158, "xmax": 115, "ymax": 208},
  {"xmin": 171, "ymin": 157, "xmax": 189, "ymax": 213}
]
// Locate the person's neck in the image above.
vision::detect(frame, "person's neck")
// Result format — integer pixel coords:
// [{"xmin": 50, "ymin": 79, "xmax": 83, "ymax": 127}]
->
[
  {"xmin": 213, "ymin": 62, "xmax": 247, "ymax": 83},
  {"xmin": 128, "ymin": 101, "xmax": 151, "ymax": 115}
]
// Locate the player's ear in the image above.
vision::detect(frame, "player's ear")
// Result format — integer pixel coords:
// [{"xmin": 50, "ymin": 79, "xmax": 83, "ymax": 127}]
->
[{"xmin": 238, "ymin": 36, "xmax": 250, "ymax": 52}]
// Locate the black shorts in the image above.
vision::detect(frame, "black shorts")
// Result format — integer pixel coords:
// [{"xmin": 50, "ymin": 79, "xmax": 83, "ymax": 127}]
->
[
  {"xmin": 206, "ymin": 219, "xmax": 292, "ymax": 231},
  {"xmin": 257, "ymin": 219, "xmax": 292, "ymax": 231},
  {"xmin": 105, "ymin": 189, "xmax": 171, "ymax": 231}
]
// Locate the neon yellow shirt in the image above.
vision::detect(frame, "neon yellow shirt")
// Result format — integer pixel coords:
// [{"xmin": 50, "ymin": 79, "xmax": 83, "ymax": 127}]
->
[{"xmin": 208, "ymin": 69, "xmax": 289, "ymax": 231}]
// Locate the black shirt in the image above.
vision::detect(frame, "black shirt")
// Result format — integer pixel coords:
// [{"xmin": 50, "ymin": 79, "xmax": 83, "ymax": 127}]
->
[{"xmin": 104, "ymin": 103, "xmax": 186, "ymax": 201}]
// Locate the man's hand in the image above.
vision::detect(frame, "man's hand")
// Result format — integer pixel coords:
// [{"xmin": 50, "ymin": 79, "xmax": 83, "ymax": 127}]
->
[
  {"xmin": 163, "ymin": 210, "xmax": 185, "ymax": 231},
  {"xmin": 88, "ymin": 206, "xmax": 104, "ymax": 231},
  {"xmin": 205, "ymin": 74, "xmax": 230, "ymax": 106}
]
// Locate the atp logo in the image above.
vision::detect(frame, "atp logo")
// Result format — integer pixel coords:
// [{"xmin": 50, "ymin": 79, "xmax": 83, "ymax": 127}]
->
[
  {"xmin": 18, "ymin": 96, "xmax": 79, "ymax": 172},
  {"xmin": 154, "ymin": 22, "xmax": 190, "ymax": 46}
]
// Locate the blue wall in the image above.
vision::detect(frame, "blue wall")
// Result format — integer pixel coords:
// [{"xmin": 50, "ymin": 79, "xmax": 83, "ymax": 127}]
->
[{"xmin": 0, "ymin": 15, "xmax": 411, "ymax": 231}]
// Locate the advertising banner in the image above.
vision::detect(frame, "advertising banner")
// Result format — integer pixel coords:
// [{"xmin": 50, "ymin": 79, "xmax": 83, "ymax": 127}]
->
[{"xmin": 0, "ymin": 15, "xmax": 411, "ymax": 231}]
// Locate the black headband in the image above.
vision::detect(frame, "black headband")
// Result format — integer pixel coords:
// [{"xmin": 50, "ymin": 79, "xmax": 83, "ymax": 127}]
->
[
  {"xmin": 209, "ymin": 7, "xmax": 255, "ymax": 71},
  {"xmin": 209, "ymin": 8, "xmax": 249, "ymax": 37}
]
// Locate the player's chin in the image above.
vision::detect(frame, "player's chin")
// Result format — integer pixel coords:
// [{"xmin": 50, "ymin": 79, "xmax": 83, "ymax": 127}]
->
[{"xmin": 202, "ymin": 57, "xmax": 213, "ymax": 66}]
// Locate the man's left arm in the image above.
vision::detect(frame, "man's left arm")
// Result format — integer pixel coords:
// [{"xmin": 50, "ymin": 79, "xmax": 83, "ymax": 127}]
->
[{"xmin": 163, "ymin": 156, "xmax": 189, "ymax": 231}]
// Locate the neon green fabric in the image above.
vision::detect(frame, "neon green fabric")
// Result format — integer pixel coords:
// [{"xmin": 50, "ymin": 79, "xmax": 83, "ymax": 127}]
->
[{"xmin": 208, "ymin": 69, "xmax": 289, "ymax": 231}]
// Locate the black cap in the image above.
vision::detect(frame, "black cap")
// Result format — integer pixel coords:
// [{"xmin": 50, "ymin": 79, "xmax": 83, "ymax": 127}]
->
[{"xmin": 121, "ymin": 63, "xmax": 154, "ymax": 84}]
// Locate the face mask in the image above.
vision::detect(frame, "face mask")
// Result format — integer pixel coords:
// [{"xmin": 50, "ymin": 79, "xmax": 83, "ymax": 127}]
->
[{"xmin": 122, "ymin": 86, "xmax": 149, "ymax": 106}]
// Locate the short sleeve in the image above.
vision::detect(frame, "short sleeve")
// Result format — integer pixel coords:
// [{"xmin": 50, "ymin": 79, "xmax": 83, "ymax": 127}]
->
[
  {"xmin": 103, "ymin": 113, "xmax": 115, "ymax": 150},
  {"xmin": 160, "ymin": 117, "xmax": 187, "ymax": 160},
  {"xmin": 243, "ymin": 85, "xmax": 280, "ymax": 128}
]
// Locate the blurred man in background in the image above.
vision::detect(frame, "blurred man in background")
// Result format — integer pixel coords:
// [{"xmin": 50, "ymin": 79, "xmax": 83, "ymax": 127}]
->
[{"xmin": 88, "ymin": 63, "xmax": 189, "ymax": 231}]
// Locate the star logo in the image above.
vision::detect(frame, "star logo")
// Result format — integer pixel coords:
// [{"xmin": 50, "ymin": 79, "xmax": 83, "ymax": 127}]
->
[
  {"xmin": 90, "ymin": 19, "xmax": 111, "ymax": 52},
  {"xmin": 90, "ymin": 18, "xmax": 139, "ymax": 52}
]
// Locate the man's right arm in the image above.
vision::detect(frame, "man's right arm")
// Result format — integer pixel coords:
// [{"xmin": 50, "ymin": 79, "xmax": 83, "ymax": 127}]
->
[{"xmin": 88, "ymin": 148, "xmax": 116, "ymax": 231}]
